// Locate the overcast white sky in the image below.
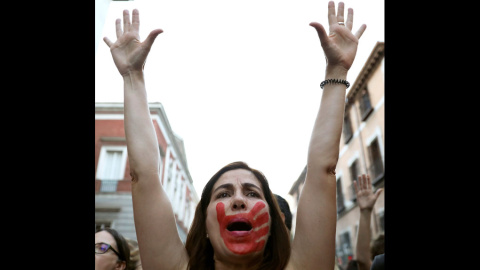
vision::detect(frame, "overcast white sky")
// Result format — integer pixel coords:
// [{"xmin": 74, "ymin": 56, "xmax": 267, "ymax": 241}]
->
[{"xmin": 95, "ymin": 0, "xmax": 384, "ymax": 201}]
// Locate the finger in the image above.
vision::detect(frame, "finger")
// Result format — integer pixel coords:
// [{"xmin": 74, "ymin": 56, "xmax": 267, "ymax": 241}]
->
[
  {"xmin": 115, "ymin": 18, "xmax": 122, "ymax": 39},
  {"xmin": 103, "ymin": 37, "xmax": 113, "ymax": 48},
  {"xmin": 132, "ymin": 9, "xmax": 140, "ymax": 33},
  {"xmin": 327, "ymin": 1, "xmax": 337, "ymax": 26},
  {"xmin": 361, "ymin": 174, "xmax": 367, "ymax": 190},
  {"xmin": 143, "ymin": 29, "xmax": 164, "ymax": 50},
  {"xmin": 346, "ymin": 8, "xmax": 353, "ymax": 31},
  {"xmin": 374, "ymin": 188, "xmax": 383, "ymax": 200},
  {"xmin": 336, "ymin": 2, "xmax": 345, "ymax": 23},
  {"xmin": 366, "ymin": 174, "xmax": 371, "ymax": 190},
  {"xmin": 357, "ymin": 175, "xmax": 364, "ymax": 190},
  {"xmin": 123, "ymin": 10, "xmax": 131, "ymax": 33},
  {"xmin": 354, "ymin": 24, "xmax": 367, "ymax": 40},
  {"xmin": 309, "ymin": 22, "xmax": 330, "ymax": 46}
]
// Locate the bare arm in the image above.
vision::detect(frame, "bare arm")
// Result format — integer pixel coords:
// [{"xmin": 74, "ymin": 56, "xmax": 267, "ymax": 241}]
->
[
  {"xmin": 289, "ymin": 2, "xmax": 366, "ymax": 269},
  {"xmin": 354, "ymin": 174, "xmax": 383, "ymax": 270},
  {"xmin": 103, "ymin": 9, "xmax": 188, "ymax": 270}
]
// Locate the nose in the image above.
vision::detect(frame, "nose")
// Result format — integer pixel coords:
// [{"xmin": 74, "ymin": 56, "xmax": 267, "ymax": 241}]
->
[
  {"xmin": 233, "ymin": 201, "xmax": 246, "ymax": 209},
  {"xmin": 232, "ymin": 197, "xmax": 246, "ymax": 210}
]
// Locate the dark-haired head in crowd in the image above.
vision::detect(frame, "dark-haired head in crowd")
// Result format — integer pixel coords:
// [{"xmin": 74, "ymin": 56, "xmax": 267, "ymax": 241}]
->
[
  {"xmin": 95, "ymin": 228, "xmax": 131, "ymax": 270},
  {"xmin": 274, "ymin": 194, "xmax": 292, "ymax": 232}
]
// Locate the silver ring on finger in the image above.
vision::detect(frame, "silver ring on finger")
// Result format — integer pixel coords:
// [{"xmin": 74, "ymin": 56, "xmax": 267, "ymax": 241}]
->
[{"xmin": 338, "ymin": 22, "xmax": 345, "ymax": 26}]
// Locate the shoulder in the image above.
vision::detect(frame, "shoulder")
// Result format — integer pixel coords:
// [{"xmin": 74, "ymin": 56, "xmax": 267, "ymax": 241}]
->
[{"xmin": 370, "ymin": 253, "xmax": 385, "ymax": 270}]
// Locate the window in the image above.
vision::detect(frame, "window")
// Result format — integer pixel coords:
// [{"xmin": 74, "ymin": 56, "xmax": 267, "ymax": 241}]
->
[
  {"xmin": 97, "ymin": 146, "xmax": 128, "ymax": 181},
  {"xmin": 367, "ymin": 138, "xmax": 384, "ymax": 183},
  {"xmin": 165, "ymin": 161, "xmax": 174, "ymax": 194},
  {"xmin": 343, "ymin": 111, "xmax": 354, "ymax": 144},
  {"xmin": 179, "ymin": 181, "xmax": 183, "ymax": 202},
  {"xmin": 336, "ymin": 178, "xmax": 345, "ymax": 213},
  {"xmin": 174, "ymin": 175, "xmax": 178, "ymax": 195},
  {"xmin": 378, "ymin": 210, "xmax": 385, "ymax": 233},
  {"xmin": 102, "ymin": 150, "xmax": 122, "ymax": 179},
  {"xmin": 96, "ymin": 146, "xmax": 128, "ymax": 192},
  {"xmin": 349, "ymin": 160, "xmax": 360, "ymax": 201},
  {"xmin": 358, "ymin": 88, "xmax": 373, "ymax": 121}
]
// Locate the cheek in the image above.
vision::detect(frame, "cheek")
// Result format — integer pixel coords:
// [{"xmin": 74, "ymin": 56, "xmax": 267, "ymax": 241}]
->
[
  {"xmin": 95, "ymin": 254, "xmax": 115, "ymax": 268},
  {"xmin": 205, "ymin": 205, "xmax": 219, "ymax": 234}
]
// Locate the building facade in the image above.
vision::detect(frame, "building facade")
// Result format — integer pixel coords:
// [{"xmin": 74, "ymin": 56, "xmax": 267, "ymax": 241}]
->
[
  {"xmin": 95, "ymin": 102, "xmax": 199, "ymax": 243},
  {"xmin": 288, "ymin": 42, "xmax": 385, "ymax": 269}
]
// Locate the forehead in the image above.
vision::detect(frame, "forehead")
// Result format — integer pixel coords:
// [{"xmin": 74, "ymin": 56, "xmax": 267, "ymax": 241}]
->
[
  {"xmin": 213, "ymin": 169, "xmax": 263, "ymax": 191},
  {"xmin": 95, "ymin": 231, "xmax": 117, "ymax": 249}
]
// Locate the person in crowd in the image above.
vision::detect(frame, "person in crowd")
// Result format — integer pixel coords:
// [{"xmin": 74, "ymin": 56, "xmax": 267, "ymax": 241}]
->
[
  {"xmin": 102, "ymin": 1, "xmax": 366, "ymax": 269},
  {"xmin": 274, "ymin": 194, "xmax": 292, "ymax": 233},
  {"xmin": 345, "ymin": 259, "xmax": 359, "ymax": 270},
  {"xmin": 370, "ymin": 253, "xmax": 384, "ymax": 270},
  {"xmin": 370, "ymin": 234, "xmax": 384, "ymax": 261},
  {"xmin": 353, "ymin": 174, "xmax": 383, "ymax": 270},
  {"xmin": 334, "ymin": 257, "xmax": 344, "ymax": 270},
  {"xmin": 95, "ymin": 228, "xmax": 131, "ymax": 270}
]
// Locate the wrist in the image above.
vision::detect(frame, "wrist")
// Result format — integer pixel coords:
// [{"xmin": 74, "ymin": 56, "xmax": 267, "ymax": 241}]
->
[
  {"xmin": 359, "ymin": 208, "xmax": 373, "ymax": 214},
  {"xmin": 122, "ymin": 70, "xmax": 144, "ymax": 79},
  {"xmin": 325, "ymin": 65, "xmax": 348, "ymax": 79}
]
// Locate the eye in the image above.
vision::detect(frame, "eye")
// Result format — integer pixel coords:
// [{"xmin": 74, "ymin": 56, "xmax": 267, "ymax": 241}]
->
[
  {"xmin": 100, "ymin": 244, "xmax": 109, "ymax": 252},
  {"xmin": 216, "ymin": 192, "xmax": 230, "ymax": 198},
  {"xmin": 246, "ymin": 191, "xmax": 259, "ymax": 197}
]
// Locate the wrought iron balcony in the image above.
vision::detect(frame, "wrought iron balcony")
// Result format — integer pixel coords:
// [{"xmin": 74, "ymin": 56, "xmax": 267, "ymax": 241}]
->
[{"xmin": 97, "ymin": 179, "xmax": 119, "ymax": 193}]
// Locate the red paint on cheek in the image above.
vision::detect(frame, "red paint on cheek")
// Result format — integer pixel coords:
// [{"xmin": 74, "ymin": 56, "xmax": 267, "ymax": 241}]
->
[{"xmin": 216, "ymin": 201, "xmax": 270, "ymax": 255}]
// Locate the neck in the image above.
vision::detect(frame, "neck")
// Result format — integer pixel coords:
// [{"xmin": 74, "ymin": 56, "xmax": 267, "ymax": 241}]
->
[
  {"xmin": 213, "ymin": 253, "xmax": 260, "ymax": 270},
  {"xmin": 214, "ymin": 261, "xmax": 258, "ymax": 270}
]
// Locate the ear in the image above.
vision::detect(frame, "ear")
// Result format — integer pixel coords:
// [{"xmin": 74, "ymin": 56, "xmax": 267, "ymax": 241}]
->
[{"xmin": 115, "ymin": 261, "xmax": 126, "ymax": 270}]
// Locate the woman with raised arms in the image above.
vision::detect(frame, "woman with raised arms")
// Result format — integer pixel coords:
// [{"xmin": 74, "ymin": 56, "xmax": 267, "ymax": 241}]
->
[{"xmin": 103, "ymin": 1, "xmax": 366, "ymax": 269}]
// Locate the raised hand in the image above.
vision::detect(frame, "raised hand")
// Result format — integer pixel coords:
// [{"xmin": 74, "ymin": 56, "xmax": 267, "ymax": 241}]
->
[
  {"xmin": 103, "ymin": 9, "xmax": 163, "ymax": 76},
  {"xmin": 353, "ymin": 174, "xmax": 382, "ymax": 211},
  {"xmin": 309, "ymin": 1, "xmax": 366, "ymax": 73}
]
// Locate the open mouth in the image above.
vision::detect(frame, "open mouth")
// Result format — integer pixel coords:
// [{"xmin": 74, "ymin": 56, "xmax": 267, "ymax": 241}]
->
[{"xmin": 227, "ymin": 219, "xmax": 252, "ymax": 232}]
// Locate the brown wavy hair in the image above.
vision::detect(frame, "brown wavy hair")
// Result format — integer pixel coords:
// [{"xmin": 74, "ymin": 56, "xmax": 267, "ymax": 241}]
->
[{"xmin": 185, "ymin": 161, "xmax": 291, "ymax": 270}]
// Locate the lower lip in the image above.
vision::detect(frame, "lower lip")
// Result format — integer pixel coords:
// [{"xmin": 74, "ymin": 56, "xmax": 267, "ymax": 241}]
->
[{"xmin": 227, "ymin": 230, "xmax": 251, "ymax": 237}]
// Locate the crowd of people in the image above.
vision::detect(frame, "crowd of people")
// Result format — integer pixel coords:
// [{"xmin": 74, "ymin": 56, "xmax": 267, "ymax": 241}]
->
[
  {"xmin": 95, "ymin": 1, "xmax": 384, "ymax": 269},
  {"xmin": 95, "ymin": 177, "xmax": 384, "ymax": 270}
]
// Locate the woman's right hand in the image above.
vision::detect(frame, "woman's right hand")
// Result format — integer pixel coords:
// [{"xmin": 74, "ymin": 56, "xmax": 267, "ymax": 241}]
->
[{"xmin": 103, "ymin": 9, "xmax": 163, "ymax": 76}]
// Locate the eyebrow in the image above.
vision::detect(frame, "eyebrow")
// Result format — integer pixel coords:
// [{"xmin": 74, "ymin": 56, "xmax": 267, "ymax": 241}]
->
[
  {"xmin": 213, "ymin": 182, "xmax": 262, "ymax": 193},
  {"xmin": 242, "ymin": 182, "xmax": 262, "ymax": 192}
]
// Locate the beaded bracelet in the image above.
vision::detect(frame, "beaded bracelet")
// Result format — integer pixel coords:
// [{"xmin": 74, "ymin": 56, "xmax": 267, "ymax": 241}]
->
[{"xmin": 320, "ymin": 79, "xmax": 350, "ymax": 89}]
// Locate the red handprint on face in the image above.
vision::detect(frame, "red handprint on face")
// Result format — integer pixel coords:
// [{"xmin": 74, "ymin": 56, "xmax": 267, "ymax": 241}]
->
[{"xmin": 216, "ymin": 201, "xmax": 270, "ymax": 254}]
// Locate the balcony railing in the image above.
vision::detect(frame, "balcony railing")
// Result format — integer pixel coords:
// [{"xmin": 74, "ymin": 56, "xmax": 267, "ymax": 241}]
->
[{"xmin": 98, "ymin": 180, "xmax": 119, "ymax": 193}]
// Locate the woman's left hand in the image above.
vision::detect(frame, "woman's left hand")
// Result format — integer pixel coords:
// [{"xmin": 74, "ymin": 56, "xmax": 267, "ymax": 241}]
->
[{"xmin": 309, "ymin": 1, "xmax": 366, "ymax": 72}]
